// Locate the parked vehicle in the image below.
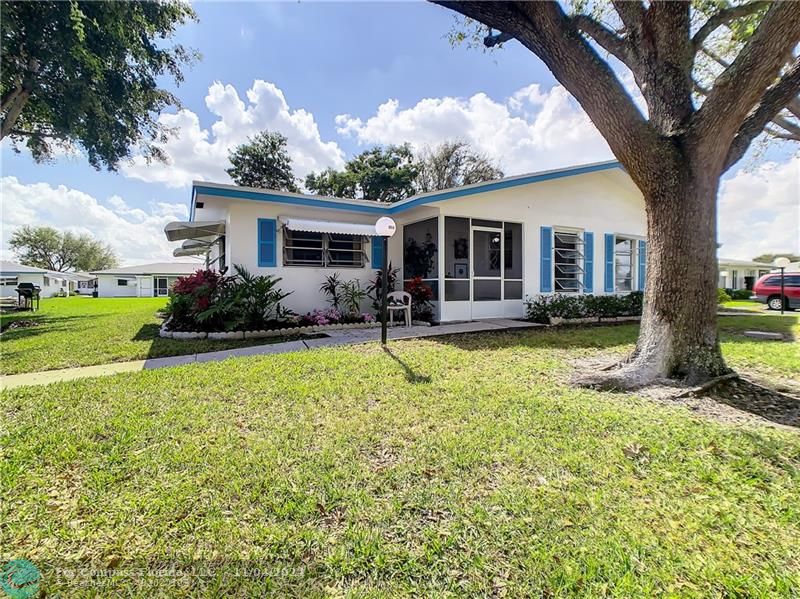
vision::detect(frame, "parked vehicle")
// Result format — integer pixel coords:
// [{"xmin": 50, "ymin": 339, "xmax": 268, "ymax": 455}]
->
[{"xmin": 752, "ymin": 273, "xmax": 800, "ymax": 311}]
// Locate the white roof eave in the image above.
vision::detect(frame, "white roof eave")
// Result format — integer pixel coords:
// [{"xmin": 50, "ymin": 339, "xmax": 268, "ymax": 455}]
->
[{"xmin": 164, "ymin": 220, "xmax": 226, "ymax": 242}]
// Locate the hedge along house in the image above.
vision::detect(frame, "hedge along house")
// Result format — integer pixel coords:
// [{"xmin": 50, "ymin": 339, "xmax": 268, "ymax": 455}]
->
[{"xmin": 164, "ymin": 160, "xmax": 647, "ymax": 322}]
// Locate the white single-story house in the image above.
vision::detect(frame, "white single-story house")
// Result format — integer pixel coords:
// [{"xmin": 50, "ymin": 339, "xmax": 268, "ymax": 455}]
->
[
  {"xmin": 90, "ymin": 263, "xmax": 199, "ymax": 297},
  {"xmin": 70, "ymin": 272, "xmax": 97, "ymax": 295},
  {"xmin": 0, "ymin": 260, "xmax": 74, "ymax": 298},
  {"xmin": 717, "ymin": 258, "xmax": 772, "ymax": 291},
  {"xmin": 164, "ymin": 160, "xmax": 648, "ymax": 322}
]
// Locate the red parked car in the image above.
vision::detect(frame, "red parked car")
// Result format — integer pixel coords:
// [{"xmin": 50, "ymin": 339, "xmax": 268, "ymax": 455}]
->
[{"xmin": 752, "ymin": 272, "xmax": 800, "ymax": 311}]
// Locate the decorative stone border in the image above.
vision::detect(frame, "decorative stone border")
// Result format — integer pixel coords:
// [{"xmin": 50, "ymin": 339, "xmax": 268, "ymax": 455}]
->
[
  {"xmin": 160, "ymin": 320, "xmax": 396, "ymax": 340},
  {"xmin": 548, "ymin": 315, "xmax": 641, "ymax": 326}
]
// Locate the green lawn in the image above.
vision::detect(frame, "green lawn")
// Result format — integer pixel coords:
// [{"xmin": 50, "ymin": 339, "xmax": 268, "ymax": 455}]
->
[
  {"xmin": 2, "ymin": 320, "xmax": 799, "ymax": 596},
  {"xmin": 0, "ymin": 297, "xmax": 268, "ymax": 375},
  {"xmin": 721, "ymin": 299, "xmax": 766, "ymax": 312}
]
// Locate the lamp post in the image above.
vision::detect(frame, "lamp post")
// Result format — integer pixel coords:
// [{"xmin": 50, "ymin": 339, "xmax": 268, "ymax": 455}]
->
[
  {"xmin": 375, "ymin": 217, "xmax": 397, "ymax": 345},
  {"xmin": 774, "ymin": 257, "xmax": 791, "ymax": 314}
]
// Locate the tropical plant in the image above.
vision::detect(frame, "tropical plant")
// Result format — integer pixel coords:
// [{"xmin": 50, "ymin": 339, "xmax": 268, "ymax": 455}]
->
[
  {"xmin": 403, "ymin": 238, "xmax": 437, "ymax": 279},
  {"xmin": 366, "ymin": 263, "xmax": 400, "ymax": 311},
  {"xmin": 320, "ymin": 273, "xmax": 343, "ymax": 309},
  {"xmin": 166, "ymin": 265, "xmax": 292, "ymax": 332},
  {"xmin": 340, "ymin": 279, "xmax": 368, "ymax": 316},
  {"xmin": 404, "ymin": 276, "xmax": 434, "ymax": 322}
]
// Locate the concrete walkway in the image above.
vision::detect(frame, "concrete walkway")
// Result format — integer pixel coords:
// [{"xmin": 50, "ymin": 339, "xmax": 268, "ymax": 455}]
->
[{"xmin": 1, "ymin": 319, "xmax": 541, "ymax": 390}]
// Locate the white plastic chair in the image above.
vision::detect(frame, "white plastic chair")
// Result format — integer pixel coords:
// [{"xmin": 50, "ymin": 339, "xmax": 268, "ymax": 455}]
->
[{"xmin": 387, "ymin": 291, "xmax": 412, "ymax": 327}]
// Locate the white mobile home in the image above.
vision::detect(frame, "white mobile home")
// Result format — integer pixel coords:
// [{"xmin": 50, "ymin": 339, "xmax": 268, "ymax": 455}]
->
[
  {"xmin": 0, "ymin": 260, "xmax": 73, "ymax": 298},
  {"xmin": 91, "ymin": 263, "xmax": 199, "ymax": 298},
  {"xmin": 164, "ymin": 160, "xmax": 647, "ymax": 322},
  {"xmin": 717, "ymin": 258, "xmax": 772, "ymax": 291}
]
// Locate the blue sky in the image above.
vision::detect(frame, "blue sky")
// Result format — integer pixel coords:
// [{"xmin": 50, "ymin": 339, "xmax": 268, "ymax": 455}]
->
[{"xmin": 2, "ymin": 1, "xmax": 797, "ymax": 264}]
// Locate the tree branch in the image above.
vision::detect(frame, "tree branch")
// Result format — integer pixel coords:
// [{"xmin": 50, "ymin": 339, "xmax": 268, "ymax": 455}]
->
[
  {"xmin": 693, "ymin": 1, "xmax": 771, "ymax": 50},
  {"xmin": 611, "ymin": 0, "xmax": 645, "ymax": 34},
  {"xmin": 692, "ymin": 1, "xmax": 800, "ymax": 167},
  {"xmin": 434, "ymin": 1, "xmax": 663, "ymax": 189},
  {"xmin": 484, "ymin": 30, "xmax": 513, "ymax": 47},
  {"xmin": 724, "ymin": 57, "xmax": 800, "ymax": 171},
  {"xmin": 572, "ymin": 14, "xmax": 631, "ymax": 65}
]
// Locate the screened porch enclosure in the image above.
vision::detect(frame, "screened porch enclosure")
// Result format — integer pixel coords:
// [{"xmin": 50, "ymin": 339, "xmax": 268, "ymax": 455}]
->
[{"xmin": 402, "ymin": 215, "xmax": 524, "ymax": 321}]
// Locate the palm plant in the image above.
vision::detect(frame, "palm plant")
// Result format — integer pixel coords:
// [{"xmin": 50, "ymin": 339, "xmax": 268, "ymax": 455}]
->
[
  {"xmin": 340, "ymin": 279, "xmax": 367, "ymax": 316},
  {"xmin": 320, "ymin": 273, "xmax": 342, "ymax": 309}
]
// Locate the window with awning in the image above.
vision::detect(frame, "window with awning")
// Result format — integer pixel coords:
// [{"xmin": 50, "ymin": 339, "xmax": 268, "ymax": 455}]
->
[{"xmin": 280, "ymin": 217, "xmax": 371, "ymax": 268}]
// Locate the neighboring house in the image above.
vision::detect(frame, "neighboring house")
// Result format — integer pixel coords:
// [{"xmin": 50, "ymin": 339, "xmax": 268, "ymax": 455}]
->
[
  {"xmin": 91, "ymin": 263, "xmax": 199, "ymax": 297},
  {"xmin": 69, "ymin": 272, "xmax": 97, "ymax": 295},
  {"xmin": 164, "ymin": 160, "xmax": 648, "ymax": 322},
  {"xmin": 0, "ymin": 260, "xmax": 73, "ymax": 298},
  {"xmin": 717, "ymin": 258, "xmax": 772, "ymax": 291},
  {"xmin": 773, "ymin": 261, "xmax": 800, "ymax": 273}
]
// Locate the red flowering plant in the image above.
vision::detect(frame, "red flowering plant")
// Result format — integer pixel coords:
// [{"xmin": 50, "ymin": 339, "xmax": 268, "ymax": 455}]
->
[
  {"xmin": 164, "ymin": 269, "xmax": 232, "ymax": 331},
  {"xmin": 404, "ymin": 276, "xmax": 434, "ymax": 322}
]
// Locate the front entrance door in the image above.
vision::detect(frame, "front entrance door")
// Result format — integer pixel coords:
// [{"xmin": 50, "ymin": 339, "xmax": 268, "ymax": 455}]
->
[
  {"xmin": 471, "ymin": 226, "xmax": 503, "ymax": 318},
  {"xmin": 154, "ymin": 277, "xmax": 169, "ymax": 297}
]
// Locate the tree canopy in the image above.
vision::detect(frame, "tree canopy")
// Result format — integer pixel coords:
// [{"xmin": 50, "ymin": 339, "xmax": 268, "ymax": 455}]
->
[
  {"xmin": 305, "ymin": 141, "xmax": 503, "ymax": 201},
  {"xmin": 415, "ymin": 141, "xmax": 504, "ymax": 193},
  {"xmin": 307, "ymin": 144, "xmax": 419, "ymax": 203},
  {"xmin": 9, "ymin": 226, "xmax": 118, "ymax": 272},
  {"xmin": 752, "ymin": 253, "xmax": 800, "ymax": 264},
  {"xmin": 226, "ymin": 131, "xmax": 300, "ymax": 192},
  {"xmin": 0, "ymin": 1, "xmax": 197, "ymax": 170}
]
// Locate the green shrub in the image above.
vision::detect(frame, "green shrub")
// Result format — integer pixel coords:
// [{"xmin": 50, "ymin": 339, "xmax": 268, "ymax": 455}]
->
[
  {"xmin": 166, "ymin": 265, "xmax": 293, "ymax": 332},
  {"xmin": 731, "ymin": 289, "xmax": 753, "ymax": 300},
  {"xmin": 525, "ymin": 292, "xmax": 644, "ymax": 323},
  {"xmin": 717, "ymin": 288, "xmax": 732, "ymax": 304}
]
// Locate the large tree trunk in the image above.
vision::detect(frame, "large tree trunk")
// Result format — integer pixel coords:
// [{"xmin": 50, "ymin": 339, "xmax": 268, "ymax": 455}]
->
[{"xmin": 596, "ymin": 160, "xmax": 729, "ymax": 389}]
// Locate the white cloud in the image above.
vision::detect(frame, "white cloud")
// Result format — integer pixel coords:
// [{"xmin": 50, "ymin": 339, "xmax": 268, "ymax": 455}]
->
[
  {"xmin": 122, "ymin": 80, "xmax": 346, "ymax": 188},
  {"xmin": 0, "ymin": 177, "xmax": 189, "ymax": 266},
  {"xmin": 334, "ymin": 83, "xmax": 614, "ymax": 175},
  {"xmin": 718, "ymin": 157, "xmax": 800, "ymax": 260}
]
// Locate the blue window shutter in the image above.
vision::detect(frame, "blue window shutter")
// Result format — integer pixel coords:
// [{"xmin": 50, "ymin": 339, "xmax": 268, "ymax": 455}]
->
[
  {"xmin": 638, "ymin": 239, "xmax": 647, "ymax": 291},
  {"xmin": 257, "ymin": 218, "xmax": 276, "ymax": 267},
  {"xmin": 371, "ymin": 236, "xmax": 384, "ymax": 269},
  {"xmin": 604, "ymin": 233, "xmax": 615, "ymax": 293},
  {"xmin": 540, "ymin": 226, "xmax": 553, "ymax": 293},
  {"xmin": 583, "ymin": 231, "xmax": 594, "ymax": 293}
]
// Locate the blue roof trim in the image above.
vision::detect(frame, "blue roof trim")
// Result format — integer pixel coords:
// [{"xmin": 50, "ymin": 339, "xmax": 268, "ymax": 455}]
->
[
  {"xmin": 192, "ymin": 162, "xmax": 624, "ymax": 217},
  {"xmin": 194, "ymin": 185, "xmax": 388, "ymax": 215}
]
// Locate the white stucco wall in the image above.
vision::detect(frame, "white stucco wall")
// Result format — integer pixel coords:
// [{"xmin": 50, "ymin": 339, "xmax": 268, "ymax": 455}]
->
[
  {"xmin": 1, "ymin": 272, "xmax": 71, "ymax": 298},
  {"xmin": 97, "ymin": 275, "xmax": 139, "ymax": 297},
  {"xmin": 193, "ymin": 169, "xmax": 646, "ymax": 321}
]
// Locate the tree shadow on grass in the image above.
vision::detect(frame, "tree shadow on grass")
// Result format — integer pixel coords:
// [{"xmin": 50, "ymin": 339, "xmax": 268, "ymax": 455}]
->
[
  {"xmin": 0, "ymin": 314, "xmax": 103, "ymax": 342},
  {"xmin": 382, "ymin": 346, "xmax": 432, "ymax": 384},
  {"xmin": 429, "ymin": 323, "xmax": 639, "ymax": 353},
  {"xmin": 703, "ymin": 378, "xmax": 800, "ymax": 429}
]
